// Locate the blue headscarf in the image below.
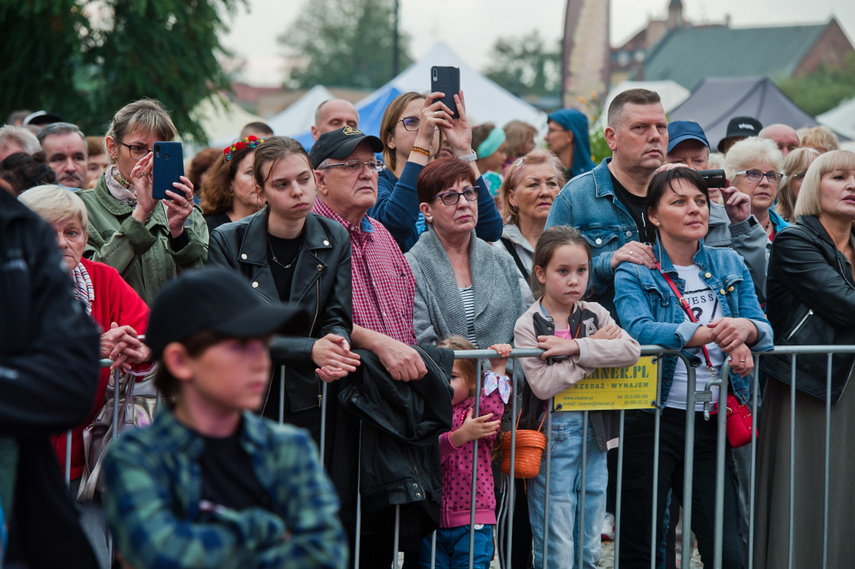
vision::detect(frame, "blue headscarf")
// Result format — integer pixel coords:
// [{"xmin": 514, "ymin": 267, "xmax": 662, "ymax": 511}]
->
[{"xmin": 547, "ymin": 109, "xmax": 595, "ymax": 178}]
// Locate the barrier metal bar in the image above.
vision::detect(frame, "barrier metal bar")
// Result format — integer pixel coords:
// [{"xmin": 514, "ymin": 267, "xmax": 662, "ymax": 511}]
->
[
  {"xmin": 393, "ymin": 505, "xmax": 401, "ymax": 568},
  {"xmin": 711, "ymin": 363, "xmax": 728, "ymax": 569},
  {"xmin": 788, "ymin": 354, "xmax": 796, "ymax": 569},
  {"xmin": 680, "ymin": 362, "xmax": 703, "ymax": 569},
  {"xmin": 823, "ymin": 353, "xmax": 832, "ymax": 569},
  {"xmin": 468, "ymin": 358, "xmax": 483, "ymax": 568},
  {"xmin": 65, "ymin": 428, "xmax": 72, "ymax": 485},
  {"xmin": 577, "ymin": 410, "xmax": 588, "ymax": 569},
  {"xmin": 747, "ymin": 353, "xmax": 759, "ymax": 569},
  {"xmin": 648, "ymin": 358, "xmax": 662, "ymax": 569},
  {"xmin": 505, "ymin": 357, "xmax": 519, "ymax": 566},
  {"xmin": 278, "ymin": 365, "xmax": 285, "ymax": 425},
  {"xmin": 302, "ymin": 344, "xmax": 855, "ymax": 569},
  {"xmin": 542, "ymin": 396, "xmax": 553, "ymax": 567},
  {"xmin": 320, "ymin": 381, "xmax": 328, "ymax": 461}
]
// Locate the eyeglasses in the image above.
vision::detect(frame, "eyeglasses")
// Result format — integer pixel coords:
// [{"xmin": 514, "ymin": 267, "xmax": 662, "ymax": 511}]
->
[
  {"xmin": 118, "ymin": 141, "xmax": 153, "ymax": 161},
  {"xmin": 737, "ymin": 170, "xmax": 782, "ymax": 184},
  {"xmin": 400, "ymin": 116, "xmax": 420, "ymax": 131},
  {"xmin": 793, "ymin": 172, "xmax": 807, "ymax": 182},
  {"xmin": 318, "ymin": 159, "xmax": 384, "ymax": 174},
  {"xmin": 432, "ymin": 187, "xmax": 478, "ymax": 206}
]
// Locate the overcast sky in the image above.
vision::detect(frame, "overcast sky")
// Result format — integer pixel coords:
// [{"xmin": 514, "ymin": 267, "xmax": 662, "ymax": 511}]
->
[{"xmin": 222, "ymin": 0, "xmax": 855, "ymax": 86}]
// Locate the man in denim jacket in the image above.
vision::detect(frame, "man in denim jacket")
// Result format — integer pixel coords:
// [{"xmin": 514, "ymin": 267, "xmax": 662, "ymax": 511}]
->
[
  {"xmin": 546, "ymin": 89, "xmax": 667, "ymax": 321},
  {"xmin": 546, "ymin": 90, "xmax": 768, "ymax": 322}
]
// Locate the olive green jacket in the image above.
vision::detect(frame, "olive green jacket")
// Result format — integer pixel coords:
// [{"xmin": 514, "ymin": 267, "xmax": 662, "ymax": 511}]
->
[{"xmin": 78, "ymin": 176, "xmax": 208, "ymax": 305}]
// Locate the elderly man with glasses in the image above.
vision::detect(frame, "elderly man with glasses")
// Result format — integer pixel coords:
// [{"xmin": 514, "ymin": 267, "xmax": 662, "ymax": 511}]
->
[{"xmin": 309, "ymin": 126, "xmax": 458, "ymax": 569}]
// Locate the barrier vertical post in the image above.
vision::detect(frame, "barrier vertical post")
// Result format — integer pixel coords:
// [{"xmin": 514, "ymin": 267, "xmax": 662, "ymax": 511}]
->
[
  {"xmin": 541, "ymin": 397, "xmax": 553, "ymax": 567},
  {"xmin": 468, "ymin": 358, "xmax": 483, "ymax": 568},
  {"xmin": 577, "ymin": 410, "xmax": 589, "ymax": 569},
  {"xmin": 822, "ymin": 354, "xmax": 832, "ymax": 569},
  {"xmin": 278, "ymin": 365, "xmax": 285, "ymax": 425},
  {"xmin": 787, "ymin": 355, "xmax": 797, "ymax": 569}
]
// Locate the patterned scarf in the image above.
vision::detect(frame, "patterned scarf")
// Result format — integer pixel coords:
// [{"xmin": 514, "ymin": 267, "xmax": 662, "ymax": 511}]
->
[
  {"xmin": 71, "ymin": 261, "xmax": 94, "ymax": 316},
  {"xmin": 105, "ymin": 164, "xmax": 137, "ymax": 208}
]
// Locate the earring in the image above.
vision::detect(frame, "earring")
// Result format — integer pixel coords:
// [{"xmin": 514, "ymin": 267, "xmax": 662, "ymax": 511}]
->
[{"xmin": 426, "ymin": 216, "xmax": 433, "ymax": 222}]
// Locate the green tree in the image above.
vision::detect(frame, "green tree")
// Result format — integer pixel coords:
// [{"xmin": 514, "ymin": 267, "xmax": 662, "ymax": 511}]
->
[
  {"xmin": 483, "ymin": 32, "xmax": 561, "ymax": 98},
  {"xmin": 281, "ymin": 0, "xmax": 411, "ymax": 89},
  {"xmin": 777, "ymin": 53, "xmax": 855, "ymax": 117},
  {"xmin": 0, "ymin": 1, "xmax": 89, "ymax": 122},
  {"xmin": 0, "ymin": 0, "xmax": 243, "ymax": 141}
]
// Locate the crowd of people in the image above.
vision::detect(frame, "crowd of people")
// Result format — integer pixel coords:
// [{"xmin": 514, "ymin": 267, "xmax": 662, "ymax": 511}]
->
[{"xmin": 1, "ymin": 86, "xmax": 853, "ymax": 569}]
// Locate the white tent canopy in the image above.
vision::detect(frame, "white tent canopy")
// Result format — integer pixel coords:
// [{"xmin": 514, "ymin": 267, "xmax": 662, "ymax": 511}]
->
[
  {"xmin": 192, "ymin": 93, "xmax": 266, "ymax": 149},
  {"xmin": 818, "ymin": 97, "xmax": 855, "ymax": 147},
  {"xmin": 267, "ymin": 85, "xmax": 334, "ymax": 137}
]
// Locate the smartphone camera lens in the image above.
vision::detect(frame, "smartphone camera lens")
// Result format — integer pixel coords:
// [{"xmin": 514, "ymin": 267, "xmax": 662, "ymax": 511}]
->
[{"xmin": 165, "ymin": 154, "xmax": 170, "ymax": 159}]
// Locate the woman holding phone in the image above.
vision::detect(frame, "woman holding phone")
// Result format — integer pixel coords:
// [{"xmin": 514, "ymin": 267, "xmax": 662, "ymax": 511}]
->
[
  {"xmin": 77, "ymin": 98, "xmax": 207, "ymax": 305},
  {"xmin": 370, "ymin": 90, "xmax": 502, "ymax": 252}
]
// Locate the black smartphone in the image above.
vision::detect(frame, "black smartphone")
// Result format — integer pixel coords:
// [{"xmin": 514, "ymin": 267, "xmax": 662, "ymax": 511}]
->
[
  {"xmin": 152, "ymin": 141, "xmax": 184, "ymax": 201},
  {"xmin": 431, "ymin": 66, "xmax": 460, "ymax": 119},
  {"xmin": 699, "ymin": 169, "xmax": 726, "ymax": 188}
]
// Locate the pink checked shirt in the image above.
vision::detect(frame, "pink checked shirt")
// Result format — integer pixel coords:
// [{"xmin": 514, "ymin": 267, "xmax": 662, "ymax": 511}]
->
[{"xmin": 313, "ymin": 198, "xmax": 417, "ymax": 344}]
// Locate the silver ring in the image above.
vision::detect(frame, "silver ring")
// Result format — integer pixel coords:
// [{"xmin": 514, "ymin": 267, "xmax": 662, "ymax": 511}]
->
[
  {"xmin": 629, "ymin": 250, "xmax": 634, "ymax": 256},
  {"xmin": 434, "ymin": 111, "xmax": 439, "ymax": 117}
]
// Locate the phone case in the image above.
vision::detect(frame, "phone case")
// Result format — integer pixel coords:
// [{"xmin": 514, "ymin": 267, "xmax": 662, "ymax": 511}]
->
[
  {"xmin": 152, "ymin": 141, "xmax": 184, "ymax": 201},
  {"xmin": 431, "ymin": 66, "xmax": 460, "ymax": 119}
]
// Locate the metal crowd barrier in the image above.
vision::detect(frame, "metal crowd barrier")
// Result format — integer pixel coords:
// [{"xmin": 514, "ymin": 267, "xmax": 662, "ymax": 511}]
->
[{"xmin": 78, "ymin": 346, "xmax": 855, "ymax": 569}]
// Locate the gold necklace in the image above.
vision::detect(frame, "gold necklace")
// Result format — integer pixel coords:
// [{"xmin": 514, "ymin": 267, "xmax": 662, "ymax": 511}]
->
[{"xmin": 267, "ymin": 235, "xmax": 302, "ymax": 269}]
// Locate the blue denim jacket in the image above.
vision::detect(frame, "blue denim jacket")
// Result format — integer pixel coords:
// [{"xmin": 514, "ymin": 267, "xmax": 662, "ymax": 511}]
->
[
  {"xmin": 546, "ymin": 159, "xmax": 640, "ymax": 319},
  {"xmin": 613, "ymin": 241, "xmax": 773, "ymax": 406}
]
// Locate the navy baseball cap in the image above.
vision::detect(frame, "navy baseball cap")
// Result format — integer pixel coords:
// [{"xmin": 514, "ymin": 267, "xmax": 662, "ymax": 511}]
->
[
  {"xmin": 667, "ymin": 121, "xmax": 709, "ymax": 154},
  {"xmin": 146, "ymin": 268, "xmax": 309, "ymax": 359},
  {"xmin": 309, "ymin": 126, "xmax": 383, "ymax": 169}
]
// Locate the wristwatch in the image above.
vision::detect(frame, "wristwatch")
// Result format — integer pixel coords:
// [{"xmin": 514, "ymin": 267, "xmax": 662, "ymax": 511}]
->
[{"xmin": 457, "ymin": 150, "xmax": 478, "ymax": 162}]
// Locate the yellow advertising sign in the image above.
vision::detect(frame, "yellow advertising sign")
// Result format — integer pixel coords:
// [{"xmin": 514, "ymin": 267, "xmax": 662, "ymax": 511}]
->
[{"xmin": 553, "ymin": 356, "xmax": 658, "ymax": 411}]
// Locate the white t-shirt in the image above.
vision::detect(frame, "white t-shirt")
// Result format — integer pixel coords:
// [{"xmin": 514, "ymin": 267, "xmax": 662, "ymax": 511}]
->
[{"xmin": 666, "ymin": 265, "xmax": 724, "ymax": 411}]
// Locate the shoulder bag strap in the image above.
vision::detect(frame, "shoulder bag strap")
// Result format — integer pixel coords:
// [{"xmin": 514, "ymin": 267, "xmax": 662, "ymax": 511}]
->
[
  {"xmin": 655, "ymin": 262, "xmax": 716, "ymax": 377},
  {"xmin": 501, "ymin": 237, "xmax": 530, "ymax": 283}
]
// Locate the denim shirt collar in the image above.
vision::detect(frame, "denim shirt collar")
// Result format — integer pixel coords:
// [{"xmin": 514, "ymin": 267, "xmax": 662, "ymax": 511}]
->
[{"xmin": 654, "ymin": 238, "xmax": 711, "ymax": 276}]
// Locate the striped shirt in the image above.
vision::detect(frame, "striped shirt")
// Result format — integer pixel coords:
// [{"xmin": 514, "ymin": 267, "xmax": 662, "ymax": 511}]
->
[
  {"xmin": 313, "ymin": 199, "xmax": 416, "ymax": 344},
  {"xmin": 459, "ymin": 286, "xmax": 478, "ymax": 346}
]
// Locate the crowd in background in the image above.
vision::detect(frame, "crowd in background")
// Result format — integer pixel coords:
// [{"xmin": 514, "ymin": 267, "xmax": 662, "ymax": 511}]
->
[{"xmin": 1, "ymin": 86, "xmax": 854, "ymax": 569}]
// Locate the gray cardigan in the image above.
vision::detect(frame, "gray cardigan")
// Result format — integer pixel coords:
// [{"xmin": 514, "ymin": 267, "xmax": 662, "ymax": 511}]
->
[{"xmin": 406, "ymin": 227, "xmax": 525, "ymax": 348}]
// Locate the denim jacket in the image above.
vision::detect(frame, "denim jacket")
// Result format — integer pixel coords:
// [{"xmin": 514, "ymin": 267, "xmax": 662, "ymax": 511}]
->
[
  {"xmin": 613, "ymin": 241, "xmax": 773, "ymax": 406},
  {"xmin": 546, "ymin": 159, "xmax": 636, "ymax": 319}
]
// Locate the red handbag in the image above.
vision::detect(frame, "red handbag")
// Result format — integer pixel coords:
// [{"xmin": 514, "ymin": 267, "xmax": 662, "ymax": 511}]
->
[
  {"xmin": 720, "ymin": 393, "xmax": 755, "ymax": 448},
  {"xmin": 656, "ymin": 264, "xmax": 757, "ymax": 448}
]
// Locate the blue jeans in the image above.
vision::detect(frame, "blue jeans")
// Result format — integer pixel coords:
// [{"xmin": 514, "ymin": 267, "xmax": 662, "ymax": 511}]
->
[
  {"xmin": 528, "ymin": 411, "xmax": 607, "ymax": 569},
  {"xmin": 418, "ymin": 524, "xmax": 493, "ymax": 569}
]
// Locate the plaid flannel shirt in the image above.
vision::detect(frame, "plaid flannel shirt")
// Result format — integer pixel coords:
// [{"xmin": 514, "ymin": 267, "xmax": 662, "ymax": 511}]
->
[
  {"xmin": 102, "ymin": 408, "xmax": 347, "ymax": 569},
  {"xmin": 313, "ymin": 199, "xmax": 416, "ymax": 344}
]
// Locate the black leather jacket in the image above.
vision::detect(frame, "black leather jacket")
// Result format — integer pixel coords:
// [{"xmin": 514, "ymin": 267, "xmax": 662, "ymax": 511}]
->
[
  {"xmin": 330, "ymin": 345, "xmax": 454, "ymax": 545},
  {"xmin": 208, "ymin": 209, "xmax": 353, "ymax": 435},
  {"xmin": 762, "ymin": 215, "xmax": 855, "ymax": 403}
]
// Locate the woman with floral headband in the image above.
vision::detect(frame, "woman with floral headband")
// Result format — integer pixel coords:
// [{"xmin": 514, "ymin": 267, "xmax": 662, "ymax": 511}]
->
[{"xmin": 200, "ymin": 136, "xmax": 266, "ymax": 233}]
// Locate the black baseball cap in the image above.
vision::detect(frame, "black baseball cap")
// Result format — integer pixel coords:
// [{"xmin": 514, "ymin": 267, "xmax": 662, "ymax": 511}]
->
[
  {"xmin": 717, "ymin": 116, "xmax": 762, "ymax": 153},
  {"xmin": 23, "ymin": 110, "xmax": 63, "ymax": 126},
  {"xmin": 309, "ymin": 126, "xmax": 383, "ymax": 169},
  {"xmin": 146, "ymin": 268, "xmax": 309, "ymax": 359}
]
